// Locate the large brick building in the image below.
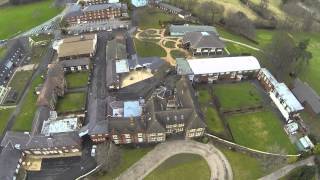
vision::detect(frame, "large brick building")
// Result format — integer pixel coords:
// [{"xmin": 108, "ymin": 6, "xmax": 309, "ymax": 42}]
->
[{"xmin": 63, "ymin": 2, "xmax": 128, "ymax": 25}]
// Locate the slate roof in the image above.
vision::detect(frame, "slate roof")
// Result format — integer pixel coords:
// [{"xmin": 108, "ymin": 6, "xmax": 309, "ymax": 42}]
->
[
  {"xmin": 60, "ymin": 58, "xmax": 90, "ymax": 68},
  {"xmin": 292, "ymin": 79, "xmax": 320, "ymax": 114},
  {"xmin": 176, "ymin": 58, "xmax": 192, "ymax": 75},
  {"xmin": 182, "ymin": 31, "xmax": 225, "ymax": 49},
  {"xmin": 1, "ymin": 131, "xmax": 81, "ymax": 150},
  {"xmin": 0, "ymin": 145, "xmax": 22, "ymax": 180},
  {"xmin": 108, "ymin": 117, "xmax": 144, "ymax": 134},
  {"xmin": 31, "ymin": 106, "xmax": 51, "ymax": 135}
]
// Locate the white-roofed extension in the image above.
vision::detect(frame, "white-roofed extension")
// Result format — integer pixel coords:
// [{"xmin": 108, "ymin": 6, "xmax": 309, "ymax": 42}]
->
[{"xmin": 187, "ymin": 56, "xmax": 261, "ymax": 75}]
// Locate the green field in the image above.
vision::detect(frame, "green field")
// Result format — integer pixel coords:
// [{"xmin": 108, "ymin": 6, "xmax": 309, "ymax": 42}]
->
[
  {"xmin": 98, "ymin": 147, "xmax": 153, "ymax": 180},
  {"xmin": 0, "ymin": 108, "xmax": 14, "ymax": 135},
  {"xmin": 65, "ymin": 71, "xmax": 89, "ymax": 89},
  {"xmin": 219, "ymin": 147, "xmax": 264, "ymax": 180},
  {"xmin": 214, "ymin": 82, "xmax": 262, "ymax": 110},
  {"xmin": 165, "ymin": 41, "xmax": 176, "ymax": 48},
  {"xmin": 12, "ymin": 75, "xmax": 43, "ymax": 131},
  {"xmin": 0, "ymin": 0, "xmax": 62, "ymax": 39},
  {"xmin": 227, "ymin": 110, "xmax": 297, "ymax": 154},
  {"xmin": 197, "ymin": 87, "xmax": 224, "ymax": 134},
  {"xmin": 135, "ymin": 7, "xmax": 178, "ymax": 29},
  {"xmin": 134, "ymin": 38, "xmax": 166, "ymax": 57},
  {"xmin": 145, "ymin": 153, "xmax": 210, "ymax": 180},
  {"xmin": 0, "ymin": 46, "xmax": 7, "ymax": 60},
  {"xmin": 9, "ymin": 70, "xmax": 33, "ymax": 98},
  {"xmin": 296, "ymin": 33, "xmax": 320, "ymax": 94},
  {"xmin": 56, "ymin": 92, "xmax": 86, "ymax": 113}
]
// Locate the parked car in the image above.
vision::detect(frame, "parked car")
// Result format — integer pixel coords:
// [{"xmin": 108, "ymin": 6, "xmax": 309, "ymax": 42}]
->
[{"xmin": 91, "ymin": 145, "xmax": 97, "ymax": 157}]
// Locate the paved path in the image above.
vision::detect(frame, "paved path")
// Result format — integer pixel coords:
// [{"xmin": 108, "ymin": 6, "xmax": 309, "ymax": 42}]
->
[
  {"xmin": 259, "ymin": 156, "xmax": 315, "ymax": 180},
  {"xmin": 220, "ymin": 37, "xmax": 261, "ymax": 51},
  {"xmin": 117, "ymin": 140, "xmax": 233, "ymax": 180}
]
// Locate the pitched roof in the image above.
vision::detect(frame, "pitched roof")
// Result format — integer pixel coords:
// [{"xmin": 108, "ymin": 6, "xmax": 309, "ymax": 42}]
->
[
  {"xmin": 60, "ymin": 58, "xmax": 90, "ymax": 68},
  {"xmin": 83, "ymin": 2, "xmax": 122, "ymax": 12},
  {"xmin": 108, "ymin": 117, "xmax": 144, "ymax": 134},
  {"xmin": 292, "ymin": 79, "xmax": 320, "ymax": 114},
  {"xmin": 176, "ymin": 58, "xmax": 193, "ymax": 75},
  {"xmin": 0, "ymin": 145, "xmax": 22, "ymax": 180},
  {"xmin": 58, "ymin": 34, "xmax": 97, "ymax": 58},
  {"xmin": 274, "ymin": 83, "xmax": 304, "ymax": 112},
  {"xmin": 158, "ymin": 2, "xmax": 183, "ymax": 13},
  {"xmin": 183, "ymin": 31, "xmax": 225, "ymax": 49},
  {"xmin": 1, "ymin": 131, "xmax": 81, "ymax": 150},
  {"xmin": 185, "ymin": 56, "xmax": 261, "ymax": 75}
]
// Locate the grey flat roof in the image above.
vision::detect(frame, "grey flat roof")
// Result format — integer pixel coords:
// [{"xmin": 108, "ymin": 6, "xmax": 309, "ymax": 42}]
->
[{"xmin": 169, "ymin": 24, "xmax": 218, "ymax": 36}]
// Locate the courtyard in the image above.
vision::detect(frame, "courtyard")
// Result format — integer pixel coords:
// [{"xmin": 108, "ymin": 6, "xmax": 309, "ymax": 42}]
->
[
  {"xmin": 65, "ymin": 71, "xmax": 89, "ymax": 89},
  {"xmin": 56, "ymin": 92, "xmax": 86, "ymax": 113},
  {"xmin": 196, "ymin": 81, "xmax": 297, "ymax": 153}
]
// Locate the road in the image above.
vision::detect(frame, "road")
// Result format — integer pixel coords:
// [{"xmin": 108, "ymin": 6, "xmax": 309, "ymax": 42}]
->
[
  {"xmin": 259, "ymin": 156, "xmax": 315, "ymax": 180},
  {"xmin": 117, "ymin": 140, "xmax": 233, "ymax": 180}
]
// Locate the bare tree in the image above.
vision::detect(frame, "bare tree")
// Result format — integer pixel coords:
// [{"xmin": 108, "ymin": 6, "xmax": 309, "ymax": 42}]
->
[
  {"xmin": 184, "ymin": 0, "xmax": 198, "ymax": 12},
  {"xmin": 225, "ymin": 11, "xmax": 256, "ymax": 40},
  {"xmin": 264, "ymin": 31, "xmax": 296, "ymax": 80},
  {"xmin": 198, "ymin": 1, "xmax": 224, "ymax": 24}
]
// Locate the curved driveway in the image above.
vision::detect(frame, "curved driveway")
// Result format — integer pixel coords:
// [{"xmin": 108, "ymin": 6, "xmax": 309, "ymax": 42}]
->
[{"xmin": 117, "ymin": 140, "xmax": 233, "ymax": 180}]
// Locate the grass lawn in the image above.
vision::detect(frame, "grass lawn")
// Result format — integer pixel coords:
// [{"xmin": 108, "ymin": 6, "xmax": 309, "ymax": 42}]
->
[
  {"xmin": 0, "ymin": 46, "xmax": 7, "ymax": 60},
  {"xmin": 164, "ymin": 41, "xmax": 176, "ymax": 48},
  {"xmin": 12, "ymin": 75, "xmax": 43, "ymax": 131},
  {"xmin": 134, "ymin": 38, "xmax": 166, "ymax": 57},
  {"xmin": 9, "ymin": 70, "xmax": 33, "ymax": 98},
  {"xmin": 197, "ymin": 87, "xmax": 225, "ymax": 134},
  {"xmin": 144, "ymin": 153, "xmax": 210, "ymax": 180},
  {"xmin": 65, "ymin": 71, "xmax": 89, "ymax": 89},
  {"xmin": 219, "ymin": 147, "xmax": 264, "ymax": 180},
  {"xmin": 296, "ymin": 33, "xmax": 320, "ymax": 94},
  {"xmin": 204, "ymin": 107, "xmax": 224, "ymax": 134},
  {"xmin": 56, "ymin": 92, "xmax": 86, "ymax": 113},
  {"xmin": 214, "ymin": 82, "xmax": 262, "ymax": 110},
  {"xmin": 227, "ymin": 110, "xmax": 297, "ymax": 154},
  {"xmin": 135, "ymin": 7, "xmax": 178, "ymax": 29},
  {"xmin": 170, "ymin": 50, "xmax": 185, "ymax": 59},
  {"xmin": 0, "ymin": 108, "xmax": 14, "ymax": 135},
  {"xmin": 0, "ymin": 0, "xmax": 62, "ymax": 39},
  {"xmin": 98, "ymin": 147, "xmax": 153, "ymax": 180}
]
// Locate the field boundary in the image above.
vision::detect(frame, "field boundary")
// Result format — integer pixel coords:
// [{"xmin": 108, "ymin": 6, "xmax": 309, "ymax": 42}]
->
[{"xmin": 205, "ymin": 133, "xmax": 301, "ymax": 158}]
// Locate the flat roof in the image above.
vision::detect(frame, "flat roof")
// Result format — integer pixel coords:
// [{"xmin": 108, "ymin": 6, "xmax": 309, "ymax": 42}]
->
[
  {"xmin": 123, "ymin": 101, "xmax": 142, "ymax": 117},
  {"xmin": 116, "ymin": 59, "xmax": 129, "ymax": 73},
  {"xmin": 275, "ymin": 83, "xmax": 304, "ymax": 112},
  {"xmin": 41, "ymin": 117, "xmax": 80, "ymax": 135},
  {"xmin": 187, "ymin": 56, "xmax": 261, "ymax": 75},
  {"xmin": 169, "ymin": 24, "xmax": 218, "ymax": 36}
]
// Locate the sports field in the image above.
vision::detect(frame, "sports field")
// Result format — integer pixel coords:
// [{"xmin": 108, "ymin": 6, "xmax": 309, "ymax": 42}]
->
[{"xmin": 0, "ymin": 0, "xmax": 62, "ymax": 39}]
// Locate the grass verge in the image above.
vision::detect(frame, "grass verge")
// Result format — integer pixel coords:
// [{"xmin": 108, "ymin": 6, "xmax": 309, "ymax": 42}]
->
[
  {"xmin": 144, "ymin": 153, "xmax": 210, "ymax": 180},
  {"xmin": 56, "ymin": 92, "xmax": 86, "ymax": 113},
  {"xmin": 0, "ymin": 108, "xmax": 14, "ymax": 135}
]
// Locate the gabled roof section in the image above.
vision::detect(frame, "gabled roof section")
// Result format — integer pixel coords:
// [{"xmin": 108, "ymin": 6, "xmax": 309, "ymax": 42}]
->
[{"xmin": 183, "ymin": 31, "xmax": 225, "ymax": 49}]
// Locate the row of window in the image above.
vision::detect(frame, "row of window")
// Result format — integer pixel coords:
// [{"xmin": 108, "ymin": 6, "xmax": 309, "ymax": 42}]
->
[{"xmin": 24, "ymin": 148, "xmax": 79, "ymax": 155}]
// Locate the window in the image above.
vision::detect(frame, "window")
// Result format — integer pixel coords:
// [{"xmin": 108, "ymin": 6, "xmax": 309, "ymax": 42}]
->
[
  {"xmin": 138, "ymin": 133, "xmax": 143, "ymax": 137},
  {"xmin": 124, "ymin": 134, "xmax": 130, "ymax": 138},
  {"xmin": 112, "ymin": 135, "xmax": 118, "ymax": 139}
]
